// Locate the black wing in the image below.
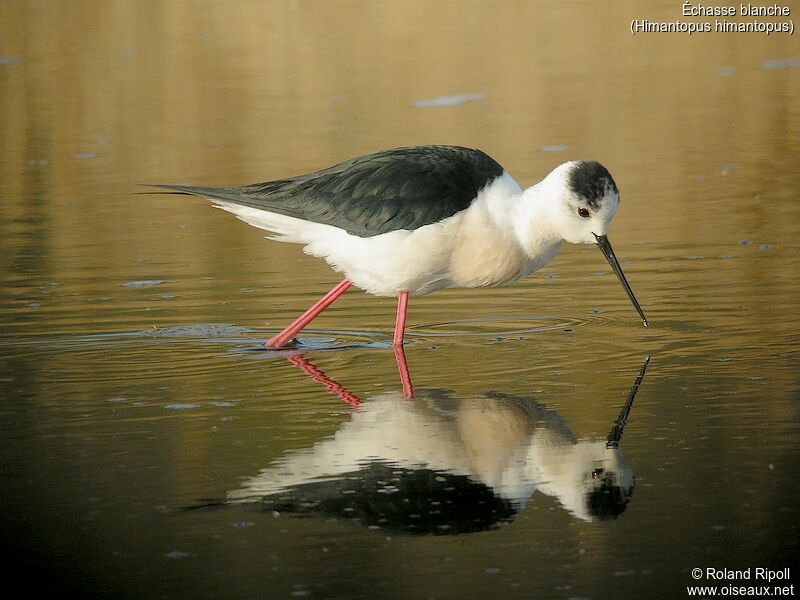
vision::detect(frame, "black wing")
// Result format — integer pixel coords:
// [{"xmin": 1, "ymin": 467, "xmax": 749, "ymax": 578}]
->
[{"xmin": 152, "ymin": 145, "xmax": 505, "ymax": 237}]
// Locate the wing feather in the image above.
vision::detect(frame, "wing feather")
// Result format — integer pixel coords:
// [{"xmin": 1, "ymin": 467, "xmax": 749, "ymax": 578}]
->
[{"xmin": 151, "ymin": 145, "xmax": 504, "ymax": 237}]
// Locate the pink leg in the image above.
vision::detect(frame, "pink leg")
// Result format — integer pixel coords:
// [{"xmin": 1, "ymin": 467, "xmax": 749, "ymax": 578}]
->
[
  {"xmin": 393, "ymin": 291, "xmax": 409, "ymax": 347},
  {"xmin": 266, "ymin": 279, "xmax": 352, "ymax": 349},
  {"xmin": 393, "ymin": 344, "xmax": 414, "ymax": 398}
]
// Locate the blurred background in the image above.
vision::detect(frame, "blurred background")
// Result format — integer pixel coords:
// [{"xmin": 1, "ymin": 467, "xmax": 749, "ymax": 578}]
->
[{"xmin": 1, "ymin": 1, "xmax": 798, "ymax": 599}]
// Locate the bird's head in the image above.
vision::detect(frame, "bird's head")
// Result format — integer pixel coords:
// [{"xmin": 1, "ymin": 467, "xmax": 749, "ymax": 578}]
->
[
  {"xmin": 544, "ymin": 160, "xmax": 620, "ymax": 244},
  {"xmin": 537, "ymin": 160, "xmax": 648, "ymax": 327}
]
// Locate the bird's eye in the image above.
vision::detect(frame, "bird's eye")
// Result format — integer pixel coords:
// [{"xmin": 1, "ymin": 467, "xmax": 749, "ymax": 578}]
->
[{"xmin": 577, "ymin": 207, "xmax": 591, "ymax": 218}]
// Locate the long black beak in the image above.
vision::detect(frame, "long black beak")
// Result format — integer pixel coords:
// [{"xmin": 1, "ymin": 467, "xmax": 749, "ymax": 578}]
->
[{"xmin": 593, "ymin": 233, "xmax": 649, "ymax": 327}]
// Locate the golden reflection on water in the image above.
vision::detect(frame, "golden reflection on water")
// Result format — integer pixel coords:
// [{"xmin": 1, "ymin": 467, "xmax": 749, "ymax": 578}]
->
[{"xmin": 1, "ymin": 1, "xmax": 799, "ymax": 598}]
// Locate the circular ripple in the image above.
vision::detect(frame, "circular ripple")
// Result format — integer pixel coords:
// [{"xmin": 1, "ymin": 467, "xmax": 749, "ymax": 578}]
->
[{"xmin": 407, "ymin": 316, "xmax": 579, "ymax": 338}]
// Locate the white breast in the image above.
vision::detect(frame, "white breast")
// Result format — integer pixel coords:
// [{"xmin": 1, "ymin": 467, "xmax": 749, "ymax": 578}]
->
[{"xmin": 303, "ymin": 172, "xmax": 537, "ymax": 296}]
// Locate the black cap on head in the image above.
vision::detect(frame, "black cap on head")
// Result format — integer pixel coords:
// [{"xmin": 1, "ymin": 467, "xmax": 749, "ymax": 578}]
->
[{"xmin": 568, "ymin": 161, "xmax": 618, "ymax": 209}]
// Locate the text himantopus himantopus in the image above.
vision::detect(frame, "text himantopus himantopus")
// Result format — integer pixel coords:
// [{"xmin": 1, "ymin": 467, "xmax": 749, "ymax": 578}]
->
[{"xmin": 153, "ymin": 145, "xmax": 648, "ymax": 349}]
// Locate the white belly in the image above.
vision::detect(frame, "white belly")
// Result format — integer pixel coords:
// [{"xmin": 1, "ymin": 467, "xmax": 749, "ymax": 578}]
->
[{"xmin": 307, "ymin": 218, "xmax": 528, "ymax": 296}]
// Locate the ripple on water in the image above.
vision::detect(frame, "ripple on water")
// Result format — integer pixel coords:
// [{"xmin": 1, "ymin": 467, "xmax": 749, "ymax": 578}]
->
[
  {"xmin": 2, "ymin": 324, "xmax": 261, "ymax": 384},
  {"xmin": 233, "ymin": 315, "xmax": 591, "ymax": 356},
  {"xmin": 406, "ymin": 312, "xmax": 628, "ymax": 339},
  {"xmin": 1, "ymin": 305, "xmax": 651, "ymax": 389},
  {"xmin": 144, "ymin": 323, "xmax": 254, "ymax": 338},
  {"xmin": 408, "ymin": 316, "xmax": 574, "ymax": 338}
]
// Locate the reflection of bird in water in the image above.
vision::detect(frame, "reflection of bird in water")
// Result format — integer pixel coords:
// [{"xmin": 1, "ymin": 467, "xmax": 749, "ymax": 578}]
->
[
  {"xmin": 151, "ymin": 146, "xmax": 648, "ymax": 350},
  {"xmin": 227, "ymin": 357, "xmax": 649, "ymax": 532}
]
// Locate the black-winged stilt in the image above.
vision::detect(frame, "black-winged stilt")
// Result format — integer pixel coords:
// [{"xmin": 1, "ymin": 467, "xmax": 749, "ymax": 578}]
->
[{"xmin": 153, "ymin": 145, "xmax": 648, "ymax": 349}]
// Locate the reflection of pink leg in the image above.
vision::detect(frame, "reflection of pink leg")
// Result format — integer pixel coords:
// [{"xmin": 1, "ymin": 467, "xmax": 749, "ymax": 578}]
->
[
  {"xmin": 392, "ymin": 292, "xmax": 413, "ymax": 397},
  {"xmin": 266, "ymin": 279, "xmax": 352, "ymax": 349},
  {"xmin": 393, "ymin": 291, "xmax": 409, "ymax": 347},
  {"xmin": 286, "ymin": 354, "xmax": 362, "ymax": 409},
  {"xmin": 393, "ymin": 344, "xmax": 414, "ymax": 398}
]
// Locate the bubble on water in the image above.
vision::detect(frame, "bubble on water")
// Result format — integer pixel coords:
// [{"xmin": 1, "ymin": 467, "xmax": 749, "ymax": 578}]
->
[
  {"xmin": 715, "ymin": 66, "xmax": 735, "ymax": 77},
  {"xmin": 759, "ymin": 243, "xmax": 771, "ymax": 251},
  {"xmin": 231, "ymin": 521, "xmax": 255, "ymax": 528},
  {"xmin": 412, "ymin": 92, "xmax": 485, "ymax": 108},
  {"xmin": 539, "ymin": 145, "xmax": 569, "ymax": 153},
  {"xmin": 165, "ymin": 550, "xmax": 190, "ymax": 560},
  {"xmin": 123, "ymin": 280, "xmax": 165, "ymax": 288},
  {"xmin": 165, "ymin": 403, "xmax": 200, "ymax": 410},
  {"xmin": 737, "ymin": 240, "xmax": 752, "ymax": 247},
  {"xmin": 761, "ymin": 58, "xmax": 800, "ymax": 70},
  {"xmin": 74, "ymin": 152, "xmax": 98, "ymax": 160}
]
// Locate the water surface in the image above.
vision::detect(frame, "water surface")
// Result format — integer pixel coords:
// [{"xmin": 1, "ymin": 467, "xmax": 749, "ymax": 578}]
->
[{"xmin": 1, "ymin": 2, "xmax": 798, "ymax": 599}]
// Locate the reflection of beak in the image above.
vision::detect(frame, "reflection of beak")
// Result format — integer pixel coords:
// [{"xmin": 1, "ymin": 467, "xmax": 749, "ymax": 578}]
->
[
  {"xmin": 606, "ymin": 355, "xmax": 650, "ymax": 448},
  {"xmin": 593, "ymin": 233, "xmax": 649, "ymax": 327}
]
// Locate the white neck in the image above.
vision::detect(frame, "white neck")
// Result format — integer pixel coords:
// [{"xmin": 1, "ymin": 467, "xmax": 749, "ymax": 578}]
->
[{"xmin": 512, "ymin": 182, "xmax": 564, "ymax": 267}]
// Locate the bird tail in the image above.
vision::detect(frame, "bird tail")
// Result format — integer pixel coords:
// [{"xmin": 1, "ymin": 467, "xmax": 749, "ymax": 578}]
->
[
  {"xmin": 143, "ymin": 184, "xmax": 334, "ymax": 245},
  {"xmin": 141, "ymin": 184, "xmax": 249, "ymax": 203}
]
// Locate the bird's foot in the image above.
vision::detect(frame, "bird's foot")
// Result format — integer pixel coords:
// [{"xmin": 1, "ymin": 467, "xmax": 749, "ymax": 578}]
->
[{"xmin": 264, "ymin": 337, "xmax": 300, "ymax": 350}]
